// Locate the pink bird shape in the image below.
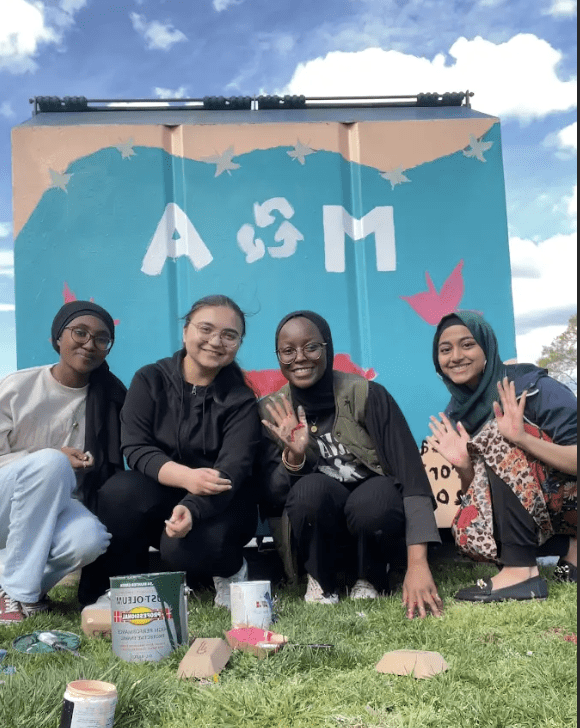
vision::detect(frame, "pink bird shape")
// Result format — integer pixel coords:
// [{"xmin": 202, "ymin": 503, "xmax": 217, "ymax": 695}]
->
[
  {"xmin": 401, "ymin": 260, "xmax": 465, "ymax": 325},
  {"xmin": 63, "ymin": 282, "xmax": 120, "ymax": 325}
]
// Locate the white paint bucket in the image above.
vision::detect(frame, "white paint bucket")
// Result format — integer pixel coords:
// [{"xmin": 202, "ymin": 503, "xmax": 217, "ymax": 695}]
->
[
  {"xmin": 110, "ymin": 572, "xmax": 188, "ymax": 663},
  {"xmin": 230, "ymin": 581, "xmax": 272, "ymax": 629},
  {"xmin": 59, "ymin": 680, "xmax": 117, "ymax": 728}
]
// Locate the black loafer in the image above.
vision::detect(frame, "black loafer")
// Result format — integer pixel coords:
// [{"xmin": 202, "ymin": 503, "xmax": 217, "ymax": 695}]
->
[
  {"xmin": 455, "ymin": 576, "xmax": 548, "ymax": 603},
  {"xmin": 554, "ymin": 559, "xmax": 577, "ymax": 584}
]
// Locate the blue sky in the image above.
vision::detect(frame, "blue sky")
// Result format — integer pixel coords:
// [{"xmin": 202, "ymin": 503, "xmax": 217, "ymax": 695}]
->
[{"xmin": 0, "ymin": 0, "xmax": 577, "ymax": 379}]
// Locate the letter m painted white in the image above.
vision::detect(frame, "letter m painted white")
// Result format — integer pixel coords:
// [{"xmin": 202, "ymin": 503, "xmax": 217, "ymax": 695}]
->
[
  {"xmin": 323, "ymin": 206, "xmax": 396, "ymax": 273},
  {"xmin": 141, "ymin": 203, "xmax": 213, "ymax": 276}
]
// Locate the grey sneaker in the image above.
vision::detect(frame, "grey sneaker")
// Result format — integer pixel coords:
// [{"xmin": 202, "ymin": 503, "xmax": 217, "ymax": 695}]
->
[
  {"xmin": 213, "ymin": 559, "xmax": 249, "ymax": 609},
  {"xmin": 350, "ymin": 579, "xmax": 380, "ymax": 600},
  {"xmin": 304, "ymin": 575, "xmax": 339, "ymax": 605}
]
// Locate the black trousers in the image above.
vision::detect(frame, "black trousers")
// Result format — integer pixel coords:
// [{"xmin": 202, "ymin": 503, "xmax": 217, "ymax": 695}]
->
[
  {"xmin": 78, "ymin": 470, "xmax": 257, "ymax": 606},
  {"xmin": 285, "ymin": 473, "xmax": 406, "ymax": 594},
  {"xmin": 488, "ymin": 468, "xmax": 540, "ymax": 567}
]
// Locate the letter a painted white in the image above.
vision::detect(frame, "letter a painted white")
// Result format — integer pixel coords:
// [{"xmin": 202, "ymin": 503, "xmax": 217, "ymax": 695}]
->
[
  {"xmin": 323, "ymin": 206, "xmax": 396, "ymax": 273},
  {"xmin": 141, "ymin": 203, "xmax": 213, "ymax": 276}
]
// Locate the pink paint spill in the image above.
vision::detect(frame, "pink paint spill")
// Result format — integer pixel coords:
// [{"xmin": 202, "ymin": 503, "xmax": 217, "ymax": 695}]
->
[
  {"xmin": 401, "ymin": 260, "xmax": 465, "ymax": 326},
  {"xmin": 245, "ymin": 354, "xmax": 377, "ymax": 398},
  {"xmin": 63, "ymin": 282, "xmax": 120, "ymax": 325}
]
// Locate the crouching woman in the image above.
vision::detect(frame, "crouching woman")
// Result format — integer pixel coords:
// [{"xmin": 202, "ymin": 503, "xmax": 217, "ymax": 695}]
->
[
  {"xmin": 260, "ymin": 311, "xmax": 443, "ymax": 619},
  {"xmin": 428, "ymin": 312, "xmax": 577, "ymax": 602},
  {"xmin": 79, "ymin": 296, "xmax": 261, "ymax": 608},
  {"xmin": 0, "ymin": 301, "xmax": 125, "ymax": 622}
]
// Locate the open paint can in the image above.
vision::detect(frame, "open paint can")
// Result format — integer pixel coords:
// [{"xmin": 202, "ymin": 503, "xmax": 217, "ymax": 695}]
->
[
  {"xmin": 59, "ymin": 680, "xmax": 117, "ymax": 728},
  {"xmin": 110, "ymin": 572, "xmax": 188, "ymax": 663},
  {"xmin": 230, "ymin": 581, "xmax": 272, "ymax": 629}
]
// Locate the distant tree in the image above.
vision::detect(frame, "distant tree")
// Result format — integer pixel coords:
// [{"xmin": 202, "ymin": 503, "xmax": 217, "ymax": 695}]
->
[{"xmin": 537, "ymin": 314, "xmax": 577, "ymax": 389}]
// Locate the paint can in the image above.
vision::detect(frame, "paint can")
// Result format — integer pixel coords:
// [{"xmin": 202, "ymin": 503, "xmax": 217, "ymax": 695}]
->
[
  {"xmin": 110, "ymin": 572, "xmax": 188, "ymax": 663},
  {"xmin": 59, "ymin": 680, "xmax": 117, "ymax": 728},
  {"xmin": 230, "ymin": 581, "xmax": 272, "ymax": 629}
]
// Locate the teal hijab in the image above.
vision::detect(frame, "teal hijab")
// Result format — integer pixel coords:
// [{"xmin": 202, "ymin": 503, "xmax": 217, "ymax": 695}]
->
[{"xmin": 433, "ymin": 312, "xmax": 507, "ymax": 435}]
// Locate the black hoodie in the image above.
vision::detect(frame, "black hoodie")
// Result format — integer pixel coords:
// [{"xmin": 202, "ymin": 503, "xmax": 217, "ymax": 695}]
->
[{"xmin": 121, "ymin": 350, "xmax": 261, "ymax": 520}]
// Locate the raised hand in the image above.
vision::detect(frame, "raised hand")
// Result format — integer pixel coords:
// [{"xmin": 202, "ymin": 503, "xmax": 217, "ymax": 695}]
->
[
  {"xmin": 427, "ymin": 413, "xmax": 471, "ymax": 471},
  {"xmin": 493, "ymin": 377, "xmax": 527, "ymax": 447},
  {"xmin": 262, "ymin": 394, "xmax": 309, "ymax": 458}
]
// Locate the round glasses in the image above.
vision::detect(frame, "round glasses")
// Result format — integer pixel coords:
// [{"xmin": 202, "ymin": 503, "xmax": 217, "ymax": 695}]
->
[
  {"xmin": 276, "ymin": 342, "xmax": 327, "ymax": 365},
  {"xmin": 191, "ymin": 322, "xmax": 242, "ymax": 349},
  {"xmin": 65, "ymin": 327, "xmax": 113, "ymax": 352}
]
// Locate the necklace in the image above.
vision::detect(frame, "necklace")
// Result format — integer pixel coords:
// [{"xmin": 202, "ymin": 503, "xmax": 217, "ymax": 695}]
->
[{"xmin": 309, "ymin": 418, "xmax": 319, "ymax": 434}]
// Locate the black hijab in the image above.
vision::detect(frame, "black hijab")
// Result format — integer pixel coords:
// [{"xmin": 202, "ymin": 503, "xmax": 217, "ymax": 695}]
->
[
  {"xmin": 275, "ymin": 311, "xmax": 335, "ymax": 416},
  {"xmin": 51, "ymin": 301, "xmax": 115, "ymax": 353},
  {"xmin": 50, "ymin": 301, "xmax": 125, "ymax": 512}
]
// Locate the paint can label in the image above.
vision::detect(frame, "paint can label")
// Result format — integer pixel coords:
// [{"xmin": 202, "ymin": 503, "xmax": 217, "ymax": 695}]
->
[
  {"xmin": 231, "ymin": 581, "xmax": 272, "ymax": 629},
  {"xmin": 110, "ymin": 572, "xmax": 188, "ymax": 663}
]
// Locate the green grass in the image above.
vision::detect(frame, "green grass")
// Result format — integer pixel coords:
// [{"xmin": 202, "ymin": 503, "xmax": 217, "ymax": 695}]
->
[{"xmin": 0, "ymin": 563, "xmax": 576, "ymax": 728}]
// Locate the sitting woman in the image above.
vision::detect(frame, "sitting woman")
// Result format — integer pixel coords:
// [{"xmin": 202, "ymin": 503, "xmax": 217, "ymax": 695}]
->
[
  {"xmin": 260, "ymin": 311, "xmax": 443, "ymax": 619},
  {"xmin": 428, "ymin": 312, "xmax": 577, "ymax": 602},
  {"xmin": 79, "ymin": 295, "xmax": 261, "ymax": 609},
  {"xmin": 0, "ymin": 301, "xmax": 126, "ymax": 622}
]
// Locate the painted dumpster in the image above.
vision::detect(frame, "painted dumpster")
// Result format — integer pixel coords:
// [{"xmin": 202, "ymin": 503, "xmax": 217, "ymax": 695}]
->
[{"xmin": 12, "ymin": 99, "xmax": 516, "ymax": 524}]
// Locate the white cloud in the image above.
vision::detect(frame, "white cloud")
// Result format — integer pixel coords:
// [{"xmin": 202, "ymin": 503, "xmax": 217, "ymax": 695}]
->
[
  {"xmin": 0, "ymin": 304, "xmax": 16, "ymax": 312},
  {"xmin": 0, "ymin": 223, "xmax": 12, "ymax": 239},
  {"xmin": 59, "ymin": 0, "xmax": 87, "ymax": 13},
  {"xmin": 509, "ymin": 232, "xmax": 577, "ymax": 365},
  {"xmin": 543, "ymin": 121, "xmax": 578, "ymax": 158},
  {"xmin": 0, "ymin": 102, "xmax": 15, "ymax": 118},
  {"xmin": 0, "ymin": 249, "xmax": 14, "ymax": 278},
  {"xmin": 546, "ymin": 0, "xmax": 577, "ymax": 16},
  {"xmin": 154, "ymin": 86, "xmax": 188, "ymax": 99},
  {"xmin": 0, "ymin": 0, "xmax": 58, "ymax": 73},
  {"xmin": 130, "ymin": 12, "xmax": 187, "ymax": 51},
  {"xmin": 284, "ymin": 34, "xmax": 577, "ymax": 122},
  {"xmin": 567, "ymin": 185, "xmax": 577, "ymax": 219},
  {"xmin": 213, "ymin": 0, "xmax": 243, "ymax": 11}
]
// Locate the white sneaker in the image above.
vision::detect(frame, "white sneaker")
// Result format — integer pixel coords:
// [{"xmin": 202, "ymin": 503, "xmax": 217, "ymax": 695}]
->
[
  {"xmin": 304, "ymin": 575, "xmax": 339, "ymax": 605},
  {"xmin": 213, "ymin": 559, "xmax": 248, "ymax": 609},
  {"xmin": 350, "ymin": 579, "xmax": 380, "ymax": 600}
]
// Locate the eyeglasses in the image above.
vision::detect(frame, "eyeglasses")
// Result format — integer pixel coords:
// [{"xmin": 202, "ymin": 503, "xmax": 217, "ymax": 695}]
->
[
  {"xmin": 64, "ymin": 327, "xmax": 113, "ymax": 352},
  {"xmin": 276, "ymin": 342, "xmax": 327, "ymax": 365},
  {"xmin": 190, "ymin": 322, "xmax": 242, "ymax": 349}
]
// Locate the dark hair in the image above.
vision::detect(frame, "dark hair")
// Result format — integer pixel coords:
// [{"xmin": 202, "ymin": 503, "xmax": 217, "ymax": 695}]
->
[
  {"xmin": 183, "ymin": 295, "xmax": 253, "ymax": 395},
  {"xmin": 183, "ymin": 295, "xmax": 246, "ymax": 338}
]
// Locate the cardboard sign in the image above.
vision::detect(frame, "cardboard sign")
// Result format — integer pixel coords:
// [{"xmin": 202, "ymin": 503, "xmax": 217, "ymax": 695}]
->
[
  {"xmin": 420, "ymin": 439, "xmax": 462, "ymax": 528},
  {"xmin": 376, "ymin": 650, "xmax": 449, "ymax": 680},
  {"xmin": 178, "ymin": 639, "xmax": 232, "ymax": 680}
]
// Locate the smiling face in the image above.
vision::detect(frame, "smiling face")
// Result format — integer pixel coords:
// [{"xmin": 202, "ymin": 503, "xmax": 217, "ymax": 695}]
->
[
  {"xmin": 183, "ymin": 305, "xmax": 243, "ymax": 382},
  {"xmin": 57, "ymin": 315, "xmax": 111, "ymax": 383},
  {"xmin": 277, "ymin": 317, "xmax": 328, "ymax": 390},
  {"xmin": 437, "ymin": 324, "xmax": 487, "ymax": 390}
]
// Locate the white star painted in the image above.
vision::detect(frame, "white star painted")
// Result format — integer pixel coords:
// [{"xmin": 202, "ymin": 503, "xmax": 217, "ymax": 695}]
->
[
  {"xmin": 287, "ymin": 140, "xmax": 316, "ymax": 165},
  {"xmin": 203, "ymin": 146, "xmax": 240, "ymax": 177},
  {"xmin": 463, "ymin": 135, "xmax": 493, "ymax": 163},
  {"xmin": 116, "ymin": 138, "xmax": 136, "ymax": 159},
  {"xmin": 49, "ymin": 169, "xmax": 73, "ymax": 192},
  {"xmin": 380, "ymin": 167, "xmax": 410, "ymax": 190}
]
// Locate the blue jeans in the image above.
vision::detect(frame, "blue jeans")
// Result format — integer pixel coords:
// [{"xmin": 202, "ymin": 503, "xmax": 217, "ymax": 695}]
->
[{"xmin": 0, "ymin": 449, "xmax": 110, "ymax": 603}]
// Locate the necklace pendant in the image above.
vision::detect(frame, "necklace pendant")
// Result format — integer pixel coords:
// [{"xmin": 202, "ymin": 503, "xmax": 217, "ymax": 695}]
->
[{"xmin": 310, "ymin": 424, "xmax": 318, "ymax": 434}]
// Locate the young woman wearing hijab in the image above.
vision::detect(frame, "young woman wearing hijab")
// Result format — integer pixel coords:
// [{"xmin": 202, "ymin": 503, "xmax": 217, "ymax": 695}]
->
[
  {"xmin": 260, "ymin": 311, "xmax": 443, "ymax": 618},
  {"xmin": 428, "ymin": 312, "xmax": 577, "ymax": 602},
  {"xmin": 0, "ymin": 301, "xmax": 125, "ymax": 622},
  {"xmin": 79, "ymin": 295, "xmax": 261, "ymax": 609}
]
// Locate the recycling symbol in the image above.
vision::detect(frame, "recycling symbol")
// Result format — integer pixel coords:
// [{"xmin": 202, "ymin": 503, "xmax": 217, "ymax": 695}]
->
[{"xmin": 237, "ymin": 197, "xmax": 304, "ymax": 264}]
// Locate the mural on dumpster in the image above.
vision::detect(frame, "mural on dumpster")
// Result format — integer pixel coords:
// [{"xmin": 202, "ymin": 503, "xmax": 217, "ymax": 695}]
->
[{"xmin": 12, "ymin": 114, "xmax": 515, "ymax": 443}]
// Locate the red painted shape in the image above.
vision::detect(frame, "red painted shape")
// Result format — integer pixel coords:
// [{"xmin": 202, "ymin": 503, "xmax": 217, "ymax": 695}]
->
[
  {"xmin": 244, "ymin": 353, "xmax": 377, "ymax": 398},
  {"xmin": 62, "ymin": 282, "xmax": 120, "ymax": 325},
  {"xmin": 401, "ymin": 260, "xmax": 465, "ymax": 326}
]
